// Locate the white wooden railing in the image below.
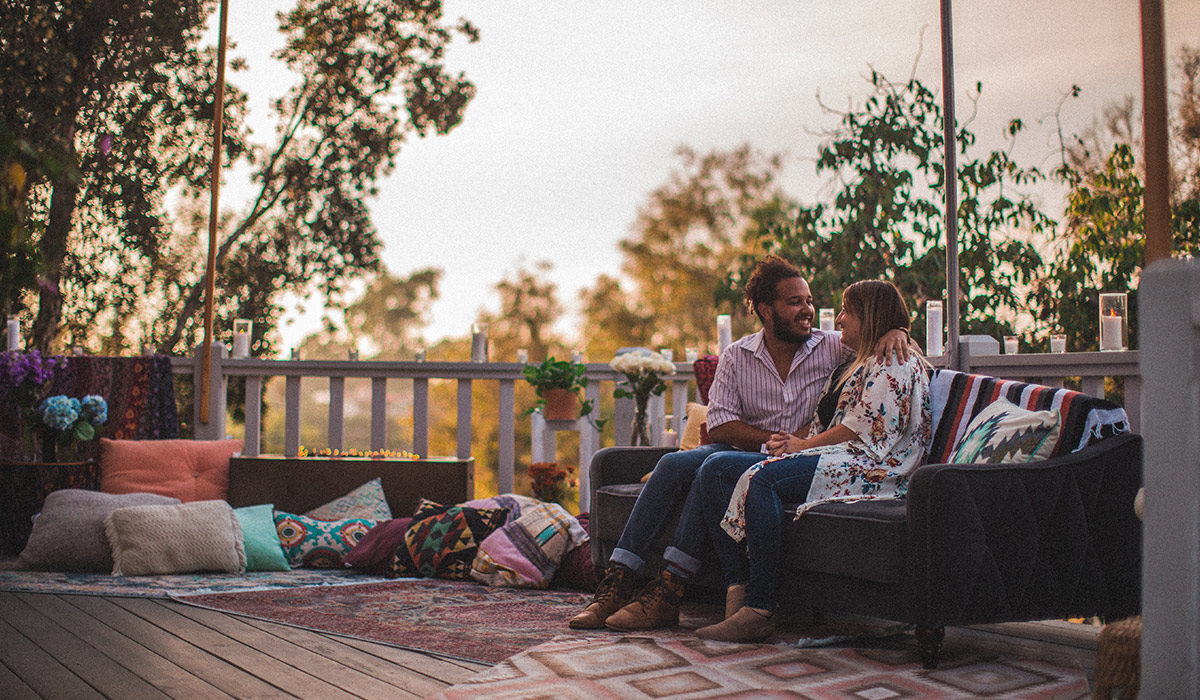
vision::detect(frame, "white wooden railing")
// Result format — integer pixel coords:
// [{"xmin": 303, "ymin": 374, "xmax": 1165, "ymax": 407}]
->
[{"xmin": 172, "ymin": 340, "xmax": 1143, "ymax": 508}]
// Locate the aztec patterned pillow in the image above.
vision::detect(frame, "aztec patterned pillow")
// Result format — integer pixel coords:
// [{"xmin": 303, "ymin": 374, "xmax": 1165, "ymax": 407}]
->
[
  {"xmin": 305, "ymin": 477, "xmax": 392, "ymax": 521},
  {"xmin": 391, "ymin": 500, "xmax": 508, "ymax": 580},
  {"xmin": 949, "ymin": 398, "xmax": 1061, "ymax": 464},
  {"xmin": 273, "ymin": 512, "xmax": 380, "ymax": 568}
]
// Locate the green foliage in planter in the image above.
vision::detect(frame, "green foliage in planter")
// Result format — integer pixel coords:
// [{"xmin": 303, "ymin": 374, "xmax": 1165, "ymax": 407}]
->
[{"xmin": 520, "ymin": 357, "xmax": 603, "ymax": 428}]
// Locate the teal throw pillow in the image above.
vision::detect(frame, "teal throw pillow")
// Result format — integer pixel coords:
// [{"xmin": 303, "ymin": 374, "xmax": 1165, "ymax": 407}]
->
[{"xmin": 234, "ymin": 504, "xmax": 290, "ymax": 572}]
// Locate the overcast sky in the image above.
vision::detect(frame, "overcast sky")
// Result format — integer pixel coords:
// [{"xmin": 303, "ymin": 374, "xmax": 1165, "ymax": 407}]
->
[{"xmin": 212, "ymin": 1, "xmax": 1200, "ymax": 353}]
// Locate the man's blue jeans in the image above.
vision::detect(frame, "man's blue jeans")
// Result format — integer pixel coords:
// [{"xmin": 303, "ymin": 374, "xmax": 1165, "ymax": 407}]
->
[{"xmin": 609, "ymin": 443, "xmax": 765, "ymax": 576}]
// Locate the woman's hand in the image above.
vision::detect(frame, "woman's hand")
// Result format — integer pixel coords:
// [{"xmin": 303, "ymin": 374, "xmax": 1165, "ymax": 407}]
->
[{"xmin": 766, "ymin": 432, "xmax": 807, "ymax": 456}]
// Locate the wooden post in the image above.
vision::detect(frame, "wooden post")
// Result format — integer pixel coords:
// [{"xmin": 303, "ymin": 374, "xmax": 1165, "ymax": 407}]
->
[
  {"xmin": 1141, "ymin": 0, "xmax": 1172, "ymax": 264},
  {"xmin": 199, "ymin": 0, "xmax": 231, "ymax": 422}
]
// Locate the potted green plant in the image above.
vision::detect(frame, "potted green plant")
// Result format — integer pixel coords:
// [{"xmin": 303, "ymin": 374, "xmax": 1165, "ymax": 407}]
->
[{"xmin": 521, "ymin": 357, "xmax": 598, "ymax": 423}]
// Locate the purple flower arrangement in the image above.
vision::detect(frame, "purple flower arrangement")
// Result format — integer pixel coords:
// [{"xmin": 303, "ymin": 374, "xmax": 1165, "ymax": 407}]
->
[{"xmin": 1, "ymin": 350, "xmax": 59, "ymax": 408}]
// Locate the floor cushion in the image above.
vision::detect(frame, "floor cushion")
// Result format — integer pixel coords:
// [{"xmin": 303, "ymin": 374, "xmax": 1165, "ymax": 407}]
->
[
  {"xmin": 274, "ymin": 512, "xmax": 379, "ymax": 568},
  {"xmin": 343, "ymin": 517, "xmax": 414, "ymax": 574},
  {"xmin": 105, "ymin": 500, "xmax": 246, "ymax": 576},
  {"xmin": 18, "ymin": 489, "xmax": 181, "ymax": 572},
  {"xmin": 100, "ymin": 438, "xmax": 242, "ymax": 502},
  {"xmin": 391, "ymin": 500, "xmax": 508, "ymax": 580},
  {"xmin": 234, "ymin": 504, "xmax": 290, "ymax": 572},
  {"xmin": 305, "ymin": 477, "xmax": 392, "ymax": 521}
]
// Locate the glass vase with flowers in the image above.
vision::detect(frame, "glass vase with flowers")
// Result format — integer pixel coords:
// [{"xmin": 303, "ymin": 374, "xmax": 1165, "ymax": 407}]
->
[
  {"xmin": 38, "ymin": 394, "xmax": 107, "ymax": 462},
  {"xmin": 610, "ymin": 350, "xmax": 676, "ymax": 446}
]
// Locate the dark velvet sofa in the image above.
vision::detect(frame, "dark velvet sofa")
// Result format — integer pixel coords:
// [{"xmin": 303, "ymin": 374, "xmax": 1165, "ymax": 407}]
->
[{"xmin": 588, "ymin": 369, "xmax": 1142, "ymax": 667}]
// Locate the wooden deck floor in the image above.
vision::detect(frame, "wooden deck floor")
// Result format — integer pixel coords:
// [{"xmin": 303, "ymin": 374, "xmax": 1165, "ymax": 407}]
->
[
  {"xmin": 0, "ymin": 592, "xmax": 489, "ymax": 699},
  {"xmin": 1, "ymin": 590, "xmax": 1102, "ymax": 698}
]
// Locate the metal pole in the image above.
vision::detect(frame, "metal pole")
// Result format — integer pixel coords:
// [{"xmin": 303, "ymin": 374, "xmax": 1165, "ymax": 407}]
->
[
  {"xmin": 199, "ymin": 0, "xmax": 230, "ymax": 423},
  {"xmin": 939, "ymin": 0, "xmax": 961, "ymax": 370},
  {"xmin": 1141, "ymin": 0, "xmax": 1171, "ymax": 264}
]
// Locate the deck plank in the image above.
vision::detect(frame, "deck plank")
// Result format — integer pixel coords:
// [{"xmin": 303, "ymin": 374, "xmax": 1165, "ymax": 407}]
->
[
  {"xmin": 0, "ymin": 613, "xmax": 100, "ymax": 700},
  {"xmin": 21, "ymin": 593, "xmax": 235, "ymax": 700},
  {"xmin": 164, "ymin": 600, "xmax": 423, "ymax": 698},
  {"xmin": 2, "ymin": 593, "xmax": 171, "ymax": 699},
  {"xmin": 230, "ymin": 615, "xmax": 451, "ymax": 697},
  {"xmin": 65, "ymin": 595, "xmax": 287, "ymax": 699},
  {"xmin": 334, "ymin": 634, "xmax": 490, "ymax": 684},
  {"xmin": 111, "ymin": 596, "xmax": 356, "ymax": 699},
  {"xmin": 0, "ymin": 652, "xmax": 40, "ymax": 700}
]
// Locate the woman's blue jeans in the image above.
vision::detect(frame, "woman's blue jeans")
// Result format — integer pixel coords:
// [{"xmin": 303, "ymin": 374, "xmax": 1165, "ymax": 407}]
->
[{"xmin": 700, "ymin": 453, "xmax": 821, "ymax": 611}]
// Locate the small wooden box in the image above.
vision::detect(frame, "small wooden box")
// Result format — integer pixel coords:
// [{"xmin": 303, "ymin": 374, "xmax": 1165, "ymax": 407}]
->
[{"xmin": 227, "ymin": 456, "xmax": 474, "ymax": 518}]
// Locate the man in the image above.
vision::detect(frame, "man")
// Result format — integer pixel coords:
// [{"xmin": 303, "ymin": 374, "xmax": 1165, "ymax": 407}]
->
[{"xmin": 568, "ymin": 256, "xmax": 912, "ymax": 630}]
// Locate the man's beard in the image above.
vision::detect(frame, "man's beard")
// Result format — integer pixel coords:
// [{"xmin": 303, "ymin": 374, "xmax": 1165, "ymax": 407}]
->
[{"xmin": 772, "ymin": 319, "xmax": 811, "ymax": 345}]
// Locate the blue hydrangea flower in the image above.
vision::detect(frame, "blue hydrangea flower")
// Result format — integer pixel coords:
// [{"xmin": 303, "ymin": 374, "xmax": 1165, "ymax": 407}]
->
[
  {"xmin": 81, "ymin": 395, "xmax": 107, "ymax": 426},
  {"xmin": 40, "ymin": 395, "xmax": 81, "ymax": 431}
]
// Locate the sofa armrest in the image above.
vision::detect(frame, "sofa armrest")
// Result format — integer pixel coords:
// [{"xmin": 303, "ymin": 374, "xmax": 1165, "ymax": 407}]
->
[
  {"xmin": 588, "ymin": 447, "xmax": 677, "ymax": 489},
  {"xmin": 905, "ymin": 431, "xmax": 1143, "ymax": 627}
]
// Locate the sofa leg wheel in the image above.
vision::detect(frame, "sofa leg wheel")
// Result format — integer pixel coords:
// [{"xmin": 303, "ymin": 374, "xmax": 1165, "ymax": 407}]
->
[{"xmin": 915, "ymin": 625, "xmax": 944, "ymax": 669}]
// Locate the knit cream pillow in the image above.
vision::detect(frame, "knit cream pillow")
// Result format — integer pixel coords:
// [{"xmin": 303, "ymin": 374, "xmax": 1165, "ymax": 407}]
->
[{"xmin": 105, "ymin": 500, "xmax": 246, "ymax": 576}]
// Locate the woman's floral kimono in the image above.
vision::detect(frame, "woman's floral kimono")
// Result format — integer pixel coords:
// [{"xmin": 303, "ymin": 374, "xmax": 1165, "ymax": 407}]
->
[{"xmin": 722, "ymin": 354, "xmax": 932, "ymax": 541}]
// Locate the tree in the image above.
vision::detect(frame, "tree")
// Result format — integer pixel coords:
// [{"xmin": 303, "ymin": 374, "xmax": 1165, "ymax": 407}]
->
[
  {"xmin": 478, "ymin": 260, "xmax": 566, "ymax": 363},
  {"xmin": 580, "ymin": 145, "xmax": 792, "ymax": 360},
  {"xmin": 0, "ymin": 1, "xmax": 477, "ymax": 354},
  {"xmin": 726, "ymin": 71, "xmax": 1054, "ymax": 347},
  {"xmin": 1033, "ymin": 46, "xmax": 1200, "ymax": 351}
]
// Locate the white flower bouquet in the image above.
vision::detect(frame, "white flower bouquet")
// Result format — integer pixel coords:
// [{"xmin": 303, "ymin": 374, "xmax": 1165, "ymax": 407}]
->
[{"xmin": 610, "ymin": 350, "xmax": 675, "ymax": 446}]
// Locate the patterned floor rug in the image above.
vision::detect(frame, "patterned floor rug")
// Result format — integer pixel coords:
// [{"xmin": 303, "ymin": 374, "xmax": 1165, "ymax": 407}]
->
[
  {"xmin": 432, "ymin": 635, "xmax": 1091, "ymax": 699},
  {"xmin": 175, "ymin": 578, "xmax": 915, "ymax": 664},
  {"xmin": 0, "ymin": 567, "xmax": 392, "ymax": 598}
]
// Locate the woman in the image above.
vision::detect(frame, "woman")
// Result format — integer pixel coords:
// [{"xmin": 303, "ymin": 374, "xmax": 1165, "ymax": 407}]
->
[{"xmin": 694, "ymin": 279, "xmax": 932, "ymax": 642}]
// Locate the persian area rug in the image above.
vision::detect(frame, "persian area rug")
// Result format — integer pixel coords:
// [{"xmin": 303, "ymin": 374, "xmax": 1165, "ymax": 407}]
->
[
  {"xmin": 432, "ymin": 635, "xmax": 1091, "ymax": 699},
  {"xmin": 0, "ymin": 567, "xmax": 390, "ymax": 598},
  {"xmin": 173, "ymin": 578, "xmax": 917, "ymax": 665}
]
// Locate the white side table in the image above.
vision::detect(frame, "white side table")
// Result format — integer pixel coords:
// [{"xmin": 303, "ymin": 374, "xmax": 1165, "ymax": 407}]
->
[{"xmin": 531, "ymin": 413, "xmax": 599, "ymax": 511}]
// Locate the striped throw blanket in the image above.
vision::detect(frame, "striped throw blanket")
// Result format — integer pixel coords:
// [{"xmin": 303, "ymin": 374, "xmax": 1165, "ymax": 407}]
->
[{"xmin": 928, "ymin": 370, "xmax": 1130, "ymax": 465}]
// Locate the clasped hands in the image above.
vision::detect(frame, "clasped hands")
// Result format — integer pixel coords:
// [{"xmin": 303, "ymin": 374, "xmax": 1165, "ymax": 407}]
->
[{"xmin": 765, "ymin": 432, "xmax": 807, "ymax": 457}]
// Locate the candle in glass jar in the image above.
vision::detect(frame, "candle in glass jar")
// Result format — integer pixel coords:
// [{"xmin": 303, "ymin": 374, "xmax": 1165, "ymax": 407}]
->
[
  {"xmin": 660, "ymin": 429, "xmax": 678, "ymax": 448},
  {"xmin": 516, "ymin": 348, "xmax": 529, "ymax": 364},
  {"xmin": 659, "ymin": 348, "xmax": 673, "ymax": 362},
  {"xmin": 925, "ymin": 302, "xmax": 943, "ymax": 357},
  {"xmin": 1004, "ymin": 336, "xmax": 1018, "ymax": 354},
  {"xmin": 1050, "ymin": 334, "xmax": 1066, "ymax": 353},
  {"xmin": 818, "ymin": 308, "xmax": 835, "ymax": 332},
  {"xmin": 685, "ymin": 347, "xmax": 698, "ymax": 363},
  {"xmin": 717, "ymin": 315, "xmax": 732, "ymax": 352},
  {"xmin": 6, "ymin": 318, "xmax": 18, "ymax": 351}
]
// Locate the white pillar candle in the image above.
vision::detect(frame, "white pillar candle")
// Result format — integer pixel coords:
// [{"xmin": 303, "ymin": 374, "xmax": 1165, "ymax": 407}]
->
[
  {"xmin": 659, "ymin": 348, "xmax": 673, "ymax": 362},
  {"xmin": 414, "ymin": 347, "xmax": 426, "ymax": 362},
  {"xmin": 1100, "ymin": 314, "xmax": 1123, "ymax": 351},
  {"xmin": 6, "ymin": 318, "xmax": 18, "ymax": 352},
  {"xmin": 819, "ymin": 308, "xmax": 835, "ymax": 332},
  {"xmin": 685, "ymin": 347, "xmax": 698, "ymax": 363},
  {"xmin": 1050, "ymin": 334, "xmax": 1067, "ymax": 353},
  {"xmin": 1004, "ymin": 336, "xmax": 1019, "ymax": 354},
  {"xmin": 231, "ymin": 319, "xmax": 252, "ymax": 358},
  {"xmin": 925, "ymin": 302, "xmax": 943, "ymax": 357},
  {"xmin": 717, "ymin": 314, "xmax": 732, "ymax": 352},
  {"xmin": 572, "ymin": 349, "xmax": 584, "ymax": 364},
  {"xmin": 660, "ymin": 429, "xmax": 678, "ymax": 448},
  {"xmin": 516, "ymin": 348, "xmax": 529, "ymax": 364},
  {"xmin": 470, "ymin": 323, "xmax": 488, "ymax": 362}
]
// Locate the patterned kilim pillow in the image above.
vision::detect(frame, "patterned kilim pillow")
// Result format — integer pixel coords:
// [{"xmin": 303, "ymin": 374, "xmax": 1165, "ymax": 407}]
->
[
  {"xmin": 949, "ymin": 398, "xmax": 1061, "ymax": 464},
  {"xmin": 273, "ymin": 512, "xmax": 380, "ymax": 568},
  {"xmin": 305, "ymin": 477, "xmax": 392, "ymax": 521},
  {"xmin": 391, "ymin": 501, "xmax": 508, "ymax": 580}
]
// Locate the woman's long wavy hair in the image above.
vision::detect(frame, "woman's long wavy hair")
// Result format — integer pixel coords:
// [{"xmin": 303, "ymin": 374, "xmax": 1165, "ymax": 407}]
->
[{"xmin": 840, "ymin": 280, "xmax": 912, "ymax": 378}]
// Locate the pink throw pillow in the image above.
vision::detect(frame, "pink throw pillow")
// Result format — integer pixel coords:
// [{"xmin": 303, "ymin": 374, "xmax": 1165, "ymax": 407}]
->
[{"xmin": 100, "ymin": 438, "xmax": 242, "ymax": 502}]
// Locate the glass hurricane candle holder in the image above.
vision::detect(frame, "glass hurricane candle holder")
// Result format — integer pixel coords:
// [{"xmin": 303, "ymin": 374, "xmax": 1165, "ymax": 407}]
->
[{"xmin": 819, "ymin": 308, "xmax": 835, "ymax": 332}]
